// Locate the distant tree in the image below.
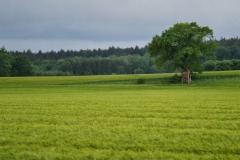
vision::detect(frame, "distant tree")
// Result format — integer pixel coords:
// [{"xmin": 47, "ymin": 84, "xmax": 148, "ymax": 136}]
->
[
  {"xmin": 0, "ymin": 47, "xmax": 12, "ymax": 77},
  {"xmin": 38, "ymin": 50, "xmax": 43, "ymax": 55},
  {"xmin": 215, "ymin": 46, "xmax": 230, "ymax": 60},
  {"xmin": 215, "ymin": 37, "xmax": 240, "ymax": 60},
  {"xmin": 147, "ymin": 22, "xmax": 216, "ymax": 82},
  {"xmin": 26, "ymin": 49, "xmax": 32, "ymax": 55},
  {"xmin": 230, "ymin": 45, "xmax": 240, "ymax": 59},
  {"xmin": 11, "ymin": 55, "xmax": 33, "ymax": 76}
]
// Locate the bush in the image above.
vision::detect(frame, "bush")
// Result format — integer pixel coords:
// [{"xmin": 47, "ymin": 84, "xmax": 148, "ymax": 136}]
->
[
  {"xmin": 169, "ymin": 73, "xmax": 182, "ymax": 83},
  {"xmin": 215, "ymin": 60, "xmax": 232, "ymax": 71},
  {"xmin": 191, "ymin": 72, "xmax": 200, "ymax": 80},
  {"xmin": 204, "ymin": 60, "xmax": 216, "ymax": 71},
  {"xmin": 231, "ymin": 59, "xmax": 240, "ymax": 70},
  {"xmin": 204, "ymin": 59, "xmax": 240, "ymax": 71}
]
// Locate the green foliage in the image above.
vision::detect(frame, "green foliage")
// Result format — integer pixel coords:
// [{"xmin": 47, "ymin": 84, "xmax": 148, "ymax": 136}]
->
[
  {"xmin": 216, "ymin": 37, "xmax": 240, "ymax": 60},
  {"xmin": 169, "ymin": 73, "xmax": 182, "ymax": 83},
  {"xmin": 191, "ymin": 72, "xmax": 201, "ymax": 80},
  {"xmin": 11, "ymin": 55, "xmax": 33, "ymax": 76},
  {"xmin": 0, "ymin": 48, "xmax": 34, "ymax": 77},
  {"xmin": 6, "ymin": 37, "xmax": 240, "ymax": 77},
  {"xmin": 133, "ymin": 68, "xmax": 145, "ymax": 74},
  {"xmin": 215, "ymin": 60, "xmax": 232, "ymax": 71},
  {"xmin": 0, "ymin": 71, "xmax": 240, "ymax": 159},
  {"xmin": 2, "ymin": 36, "xmax": 240, "ymax": 77},
  {"xmin": 204, "ymin": 60, "xmax": 216, "ymax": 71},
  {"xmin": 215, "ymin": 46, "xmax": 231, "ymax": 60},
  {"xmin": 147, "ymin": 22, "xmax": 216, "ymax": 73},
  {"xmin": 0, "ymin": 47, "xmax": 12, "ymax": 76},
  {"xmin": 204, "ymin": 59, "xmax": 240, "ymax": 71},
  {"xmin": 59, "ymin": 55, "xmax": 159, "ymax": 76},
  {"xmin": 231, "ymin": 59, "xmax": 240, "ymax": 70}
]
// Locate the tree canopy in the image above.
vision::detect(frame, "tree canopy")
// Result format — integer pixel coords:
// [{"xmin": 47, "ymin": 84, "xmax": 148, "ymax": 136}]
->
[
  {"xmin": 0, "ymin": 47, "xmax": 33, "ymax": 77},
  {"xmin": 147, "ymin": 22, "xmax": 216, "ymax": 73},
  {"xmin": 0, "ymin": 47, "xmax": 12, "ymax": 76},
  {"xmin": 11, "ymin": 55, "xmax": 33, "ymax": 76}
]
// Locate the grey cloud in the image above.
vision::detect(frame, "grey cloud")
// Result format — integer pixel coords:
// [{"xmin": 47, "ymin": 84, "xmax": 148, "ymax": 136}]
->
[{"xmin": 1, "ymin": 0, "xmax": 240, "ymax": 51}]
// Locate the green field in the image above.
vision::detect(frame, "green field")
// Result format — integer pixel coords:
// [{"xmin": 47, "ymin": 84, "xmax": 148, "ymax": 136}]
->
[{"xmin": 1, "ymin": 71, "xmax": 240, "ymax": 159}]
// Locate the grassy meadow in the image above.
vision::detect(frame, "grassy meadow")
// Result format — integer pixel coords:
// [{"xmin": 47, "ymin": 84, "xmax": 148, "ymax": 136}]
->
[{"xmin": 0, "ymin": 71, "xmax": 240, "ymax": 159}]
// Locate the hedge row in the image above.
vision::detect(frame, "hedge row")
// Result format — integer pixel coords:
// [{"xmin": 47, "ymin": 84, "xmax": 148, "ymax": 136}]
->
[{"xmin": 204, "ymin": 59, "xmax": 240, "ymax": 71}]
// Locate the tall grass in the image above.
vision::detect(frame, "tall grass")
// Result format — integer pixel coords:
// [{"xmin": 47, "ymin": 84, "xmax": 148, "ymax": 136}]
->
[{"xmin": 0, "ymin": 71, "xmax": 240, "ymax": 159}]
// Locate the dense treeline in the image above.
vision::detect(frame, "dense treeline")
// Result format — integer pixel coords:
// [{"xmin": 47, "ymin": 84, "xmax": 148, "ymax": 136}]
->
[
  {"xmin": 203, "ymin": 37, "xmax": 240, "ymax": 71},
  {"xmin": 1, "ymin": 37, "xmax": 240, "ymax": 77},
  {"xmin": 215, "ymin": 37, "xmax": 240, "ymax": 60},
  {"xmin": 33, "ymin": 54, "xmax": 172, "ymax": 76},
  {"xmin": 10, "ymin": 46, "xmax": 146, "ymax": 60},
  {"xmin": 7, "ymin": 46, "xmax": 172, "ymax": 76},
  {"xmin": 60, "ymin": 55, "xmax": 158, "ymax": 75}
]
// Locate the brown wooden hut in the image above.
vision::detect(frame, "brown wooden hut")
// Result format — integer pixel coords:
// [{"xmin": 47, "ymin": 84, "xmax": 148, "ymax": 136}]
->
[{"xmin": 182, "ymin": 70, "xmax": 191, "ymax": 84}]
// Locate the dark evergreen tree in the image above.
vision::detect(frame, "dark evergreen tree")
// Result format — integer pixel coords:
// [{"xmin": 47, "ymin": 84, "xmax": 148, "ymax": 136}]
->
[{"xmin": 0, "ymin": 47, "xmax": 12, "ymax": 76}]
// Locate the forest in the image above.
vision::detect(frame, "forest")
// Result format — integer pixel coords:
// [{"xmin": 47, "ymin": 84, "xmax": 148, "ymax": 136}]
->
[{"xmin": 1, "ymin": 37, "xmax": 240, "ymax": 76}]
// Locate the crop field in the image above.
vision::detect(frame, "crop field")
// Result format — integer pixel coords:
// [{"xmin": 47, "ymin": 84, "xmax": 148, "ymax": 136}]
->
[{"xmin": 0, "ymin": 71, "xmax": 240, "ymax": 159}]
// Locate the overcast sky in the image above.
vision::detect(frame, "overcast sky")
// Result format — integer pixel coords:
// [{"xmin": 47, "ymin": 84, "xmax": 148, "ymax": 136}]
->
[{"xmin": 1, "ymin": 0, "xmax": 240, "ymax": 52}]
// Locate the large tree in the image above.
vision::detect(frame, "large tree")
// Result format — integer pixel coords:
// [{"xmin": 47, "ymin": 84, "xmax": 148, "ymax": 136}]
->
[{"xmin": 147, "ymin": 22, "xmax": 216, "ymax": 75}]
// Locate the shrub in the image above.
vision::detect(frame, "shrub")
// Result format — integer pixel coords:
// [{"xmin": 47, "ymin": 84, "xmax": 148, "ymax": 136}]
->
[
  {"xmin": 191, "ymin": 72, "xmax": 200, "ymax": 80},
  {"xmin": 204, "ymin": 60, "xmax": 216, "ymax": 71},
  {"xmin": 215, "ymin": 60, "xmax": 232, "ymax": 71},
  {"xmin": 169, "ymin": 73, "xmax": 182, "ymax": 83},
  {"xmin": 231, "ymin": 59, "xmax": 240, "ymax": 70}
]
